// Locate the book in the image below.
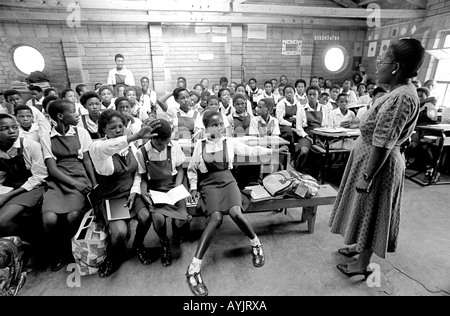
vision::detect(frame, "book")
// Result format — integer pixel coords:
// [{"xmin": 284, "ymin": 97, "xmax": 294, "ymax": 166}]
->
[
  {"xmin": 105, "ymin": 197, "xmax": 131, "ymax": 221},
  {"xmin": 149, "ymin": 185, "xmax": 191, "ymax": 206},
  {"xmin": 244, "ymin": 185, "xmax": 273, "ymax": 201},
  {"xmin": 0, "ymin": 186, "xmax": 13, "ymax": 195}
]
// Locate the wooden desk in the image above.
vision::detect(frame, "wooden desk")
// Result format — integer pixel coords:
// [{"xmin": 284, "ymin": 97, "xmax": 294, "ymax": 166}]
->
[
  {"xmin": 406, "ymin": 124, "xmax": 450, "ymax": 186},
  {"xmin": 310, "ymin": 128, "xmax": 360, "ymax": 183},
  {"xmin": 188, "ymin": 184, "xmax": 338, "ymax": 234}
]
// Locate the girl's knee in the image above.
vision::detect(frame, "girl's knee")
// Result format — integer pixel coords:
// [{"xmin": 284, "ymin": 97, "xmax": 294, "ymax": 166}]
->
[
  {"xmin": 229, "ymin": 206, "xmax": 243, "ymax": 219},
  {"xmin": 137, "ymin": 208, "xmax": 151, "ymax": 224},
  {"xmin": 301, "ymin": 147, "xmax": 310, "ymax": 156},
  {"xmin": 42, "ymin": 212, "xmax": 58, "ymax": 227},
  {"xmin": 67, "ymin": 210, "xmax": 82, "ymax": 224},
  {"xmin": 110, "ymin": 222, "xmax": 128, "ymax": 241},
  {"xmin": 209, "ymin": 212, "xmax": 223, "ymax": 228},
  {"xmin": 152, "ymin": 212, "xmax": 165, "ymax": 225}
]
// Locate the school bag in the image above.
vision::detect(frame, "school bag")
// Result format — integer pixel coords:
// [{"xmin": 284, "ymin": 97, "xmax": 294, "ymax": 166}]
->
[
  {"xmin": 0, "ymin": 236, "xmax": 27, "ymax": 296},
  {"xmin": 262, "ymin": 170, "xmax": 320, "ymax": 199}
]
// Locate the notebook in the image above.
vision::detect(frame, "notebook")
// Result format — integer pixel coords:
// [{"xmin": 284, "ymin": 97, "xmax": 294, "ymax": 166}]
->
[
  {"xmin": 105, "ymin": 197, "xmax": 131, "ymax": 221},
  {"xmin": 0, "ymin": 186, "xmax": 14, "ymax": 195},
  {"xmin": 149, "ymin": 185, "xmax": 191, "ymax": 205},
  {"xmin": 244, "ymin": 185, "xmax": 274, "ymax": 201}
]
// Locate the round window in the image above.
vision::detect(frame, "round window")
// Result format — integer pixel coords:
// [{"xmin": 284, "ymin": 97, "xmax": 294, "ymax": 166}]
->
[
  {"xmin": 324, "ymin": 47, "xmax": 346, "ymax": 72},
  {"xmin": 13, "ymin": 46, "xmax": 45, "ymax": 75}
]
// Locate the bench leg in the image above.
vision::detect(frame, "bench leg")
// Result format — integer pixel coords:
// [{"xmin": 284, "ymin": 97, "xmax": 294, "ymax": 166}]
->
[{"xmin": 301, "ymin": 206, "xmax": 317, "ymax": 234}]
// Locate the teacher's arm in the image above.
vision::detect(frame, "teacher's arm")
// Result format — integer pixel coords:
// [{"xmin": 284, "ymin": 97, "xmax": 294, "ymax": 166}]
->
[{"xmin": 356, "ymin": 146, "xmax": 390, "ymax": 193}]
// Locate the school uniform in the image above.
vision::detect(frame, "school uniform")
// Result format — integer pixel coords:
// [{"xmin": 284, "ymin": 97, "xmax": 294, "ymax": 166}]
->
[
  {"xmin": 78, "ymin": 113, "xmax": 101, "ymax": 140},
  {"xmin": 249, "ymin": 115, "xmax": 281, "ymax": 137},
  {"xmin": 257, "ymin": 92, "xmax": 279, "ymax": 105},
  {"xmin": 130, "ymin": 101, "xmax": 149, "ymax": 122},
  {"xmin": 357, "ymin": 103, "xmax": 371, "ymax": 121},
  {"xmin": 359, "ymin": 94, "xmax": 372, "ymax": 105},
  {"xmin": 298, "ymin": 102, "xmax": 330, "ymax": 136},
  {"xmin": 194, "ymin": 111, "xmax": 231, "ymax": 131},
  {"xmin": 328, "ymin": 108, "xmax": 356, "ymax": 129},
  {"xmin": 140, "ymin": 89, "xmax": 157, "ymax": 115},
  {"xmin": 219, "ymin": 102, "xmax": 234, "ymax": 117},
  {"xmin": 228, "ymin": 112, "xmax": 251, "ymax": 137},
  {"xmin": 295, "ymin": 92, "xmax": 307, "ymax": 105},
  {"xmin": 42, "ymin": 126, "xmax": 92, "ymax": 214},
  {"xmin": 173, "ymin": 108, "xmax": 199, "ymax": 140},
  {"xmin": 341, "ymin": 89, "xmax": 359, "ymax": 106},
  {"xmin": 89, "ymin": 136, "xmax": 144, "ymax": 226},
  {"xmin": 188, "ymin": 137, "xmax": 272, "ymax": 216},
  {"xmin": 101, "ymin": 98, "xmax": 116, "ymax": 111},
  {"xmin": 246, "ymin": 87, "xmax": 263, "ymax": 110},
  {"xmin": 276, "ymin": 98, "xmax": 304, "ymax": 141},
  {"xmin": 26, "ymin": 97, "xmax": 45, "ymax": 110},
  {"xmin": 107, "ymin": 66, "xmax": 135, "ymax": 87},
  {"xmin": 19, "ymin": 123, "xmax": 40, "ymax": 144},
  {"xmin": 0, "ymin": 137, "xmax": 47, "ymax": 208},
  {"xmin": 136, "ymin": 140, "xmax": 189, "ymax": 221}
]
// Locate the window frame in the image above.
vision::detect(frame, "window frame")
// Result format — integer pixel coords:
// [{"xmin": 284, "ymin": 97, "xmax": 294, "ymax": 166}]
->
[
  {"xmin": 323, "ymin": 45, "xmax": 349, "ymax": 74},
  {"xmin": 12, "ymin": 45, "xmax": 46, "ymax": 76}
]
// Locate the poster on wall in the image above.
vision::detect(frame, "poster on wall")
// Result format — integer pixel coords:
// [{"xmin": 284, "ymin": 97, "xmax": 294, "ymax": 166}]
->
[
  {"xmin": 391, "ymin": 25, "xmax": 399, "ymax": 38},
  {"xmin": 247, "ymin": 24, "xmax": 267, "ymax": 40},
  {"xmin": 353, "ymin": 42, "xmax": 363, "ymax": 57},
  {"xmin": 368, "ymin": 41, "xmax": 377, "ymax": 57},
  {"xmin": 282, "ymin": 40, "xmax": 302, "ymax": 55},
  {"xmin": 400, "ymin": 25, "xmax": 409, "ymax": 37},
  {"xmin": 379, "ymin": 39, "xmax": 391, "ymax": 57}
]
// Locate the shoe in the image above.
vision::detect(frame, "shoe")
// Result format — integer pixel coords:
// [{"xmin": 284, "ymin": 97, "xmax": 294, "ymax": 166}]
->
[
  {"xmin": 338, "ymin": 247, "xmax": 359, "ymax": 258},
  {"xmin": 50, "ymin": 257, "xmax": 66, "ymax": 272},
  {"xmin": 161, "ymin": 244, "xmax": 172, "ymax": 267},
  {"xmin": 336, "ymin": 264, "xmax": 371, "ymax": 279},
  {"xmin": 135, "ymin": 246, "xmax": 156, "ymax": 266},
  {"xmin": 252, "ymin": 245, "xmax": 265, "ymax": 267},
  {"xmin": 186, "ymin": 267, "xmax": 208, "ymax": 296},
  {"xmin": 98, "ymin": 255, "xmax": 120, "ymax": 278}
]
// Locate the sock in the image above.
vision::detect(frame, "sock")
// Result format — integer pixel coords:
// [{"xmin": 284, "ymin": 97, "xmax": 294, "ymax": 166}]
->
[
  {"xmin": 188, "ymin": 257, "xmax": 202, "ymax": 274},
  {"xmin": 250, "ymin": 235, "xmax": 261, "ymax": 247}
]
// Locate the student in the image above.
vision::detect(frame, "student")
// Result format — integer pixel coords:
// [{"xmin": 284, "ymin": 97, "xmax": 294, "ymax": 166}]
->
[
  {"xmin": 140, "ymin": 77, "xmax": 158, "ymax": 118},
  {"xmin": 329, "ymin": 84, "xmax": 341, "ymax": 110},
  {"xmin": 98, "ymin": 85, "xmax": 116, "ymax": 111},
  {"xmin": 124, "ymin": 86, "xmax": 147, "ymax": 122},
  {"xmin": 42, "ymin": 100, "xmax": 97, "ymax": 271},
  {"xmin": 94, "ymin": 83, "xmax": 103, "ymax": 91},
  {"xmin": 277, "ymin": 83, "xmax": 286, "ymax": 98},
  {"xmin": 0, "ymin": 113, "xmax": 47, "ymax": 238},
  {"xmin": 60, "ymin": 87, "xmax": 81, "ymax": 112},
  {"xmin": 190, "ymin": 91, "xmax": 201, "ymax": 111},
  {"xmin": 194, "ymin": 95, "xmax": 231, "ymax": 139},
  {"xmin": 177, "ymin": 77, "xmax": 188, "ymax": 89},
  {"xmin": 26, "ymin": 86, "xmax": 44, "ymax": 112},
  {"xmin": 0, "ymin": 92, "xmax": 12, "ymax": 115},
  {"xmin": 77, "ymin": 91, "xmax": 102, "ymax": 140},
  {"xmin": 235, "ymin": 84, "xmax": 253, "ymax": 116},
  {"xmin": 42, "ymin": 95, "xmax": 59, "ymax": 123},
  {"xmin": 357, "ymin": 83, "xmax": 367, "ymax": 99},
  {"xmin": 218, "ymin": 88, "xmax": 233, "ymax": 117},
  {"xmin": 249, "ymin": 99, "xmax": 281, "ymax": 137},
  {"xmin": 246, "ymin": 78, "xmax": 263, "ymax": 110},
  {"xmin": 324, "ymin": 79, "xmax": 333, "ymax": 94},
  {"xmin": 43, "ymin": 88, "xmax": 58, "ymax": 98},
  {"xmin": 228, "ymin": 94, "xmax": 252, "ymax": 137},
  {"xmin": 257, "ymin": 81, "xmax": 279, "ymax": 105},
  {"xmin": 318, "ymin": 77, "xmax": 325, "ymax": 90},
  {"xmin": 271, "ymin": 79, "xmax": 279, "ymax": 96},
  {"xmin": 294, "ymin": 79, "xmax": 308, "ymax": 105},
  {"xmin": 193, "ymin": 84, "xmax": 204, "ymax": 96},
  {"xmin": 310, "ymin": 76, "xmax": 320, "ymax": 89},
  {"xmin": 89, "ymin": 110, "xmax": 158, "ymax": 277},
  {"xmin": 186, "ymin": 110, "xmax": 286, "ymax": 296},
  {"xmin": 114, "ymin": 84, "xmax": 127, "ymax": 98},
  {"xmin": 198, "ymin": 91, "xmax": 211, "ymax": 116},
  {"xmin": 219, "ymin": 77, "xmax": 229, "ymax": 89},
  {"xmin": 328, "ymin": 94, "xmax": 357, "ymax": 129},
  {"xmin": 200, "ymin": 78, "xmax": 211, "ymax": 93},
  {"xmin": 341, "ymin": 79, "xmax": 358, "ymax": 106},
  {"xmin": 359, "ymin": 81, "xmax": 376, "ymax": 105},
  {"xmin": 279, "ymin": 75, "xmax": 288, "ymax": 86},
  {"xmin": 417, "ymin": 87, "xmax": 438, "ymax": 125},
  {"xmin": 211, "ymin": 84, "xmax": 220, "ymax": 97},
  {"xmin": 137, "ymin": 119, "xmax": 190, "ymax": 266},
  {"xmin": 115, "ymin": 97, "xmax": 143, "ymax": 148},
  {"xmin": 276, "ymin": 85, "xmax": 302, "ymax": 145},
  {"xmin": 412, "ymin": 79, "xmax": 422, "ymax": 88},
  {"xmin": 293, "ymin": 86, "xmax": 330, "ymax": 172},
  {"xmin": 107, "ymin": 54, "xmax": 135, "ymax": 87},
  {"xmin": 319, "ymin": 92, "xmax": 331, "ymax": 107},
  {"xmin": 14, "ymin": 105, "xmax": 40, "ymax": 144},
  {"xmin": 171, "ymin": 88, "xmax": 199, "ymax": 140},
  {"xmin": 229, "ymin": 82, "xmax": 238, "ymax": 96},
  {"xmin": 75, "ymin": 84, "xmax": 88, "ymax": 98}
]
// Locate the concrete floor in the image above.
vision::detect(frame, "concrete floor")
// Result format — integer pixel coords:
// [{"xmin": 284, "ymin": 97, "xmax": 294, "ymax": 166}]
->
[{"xmin": 19, "ymin": 179, "xmax": 450, "ymax": 296}]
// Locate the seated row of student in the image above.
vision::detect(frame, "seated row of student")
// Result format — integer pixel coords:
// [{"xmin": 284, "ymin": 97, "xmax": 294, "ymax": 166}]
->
[
  {"xmin": 186, "ymin": 110, "xmax": 288, "ymax": 296},
  {"xmin": 0, "ymin": 114, "xmax": 48, "ymax": 240},
  {"xmin": 41, "ymin": 100, "xmax": 97, "ymax": 271},
  {"xmin": 88, "ymin": 111, "xmax": 161, "ymax": 277}
]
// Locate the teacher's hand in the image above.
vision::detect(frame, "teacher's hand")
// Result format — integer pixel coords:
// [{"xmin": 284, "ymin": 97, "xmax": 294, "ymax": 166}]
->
[{"xmin": 355, "ymin": 178, "xmax": 372, "ymax": 193}]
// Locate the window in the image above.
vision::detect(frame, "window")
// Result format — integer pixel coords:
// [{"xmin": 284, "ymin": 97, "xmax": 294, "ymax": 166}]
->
[
  {"xmin": 324, "ymin": 47, "xmax": 347, "ymax": 73},
  {"xmin": 434, "ymin": 35, "xmax": 450, "ymax": 108},
  {"xmin": 13, "ymin": 46, "xmax": 45, "ymax": 75}
]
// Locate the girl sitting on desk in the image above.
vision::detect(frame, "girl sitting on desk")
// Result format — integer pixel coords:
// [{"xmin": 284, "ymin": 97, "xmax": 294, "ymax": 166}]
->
[{"xmin": 89, "ymin": 110, "xmax": 159, "ymax": 278}]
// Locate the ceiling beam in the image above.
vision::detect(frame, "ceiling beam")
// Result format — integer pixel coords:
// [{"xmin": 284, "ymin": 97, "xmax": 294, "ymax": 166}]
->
[
  {"xmin": 0, "ymin": 0, "xmax": 427, "ymax": 19},
  {"xmin": 0, "ymin": 10, "xmax": 368, "ymax": 27}
]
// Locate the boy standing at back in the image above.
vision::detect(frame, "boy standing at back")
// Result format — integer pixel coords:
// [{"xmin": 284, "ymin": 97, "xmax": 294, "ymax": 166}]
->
[{"xmin": 107, "ymin": 54, "xmax": 135, "ymax": 87}]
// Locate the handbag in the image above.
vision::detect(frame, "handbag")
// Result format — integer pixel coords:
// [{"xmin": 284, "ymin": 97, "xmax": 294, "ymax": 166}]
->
[
  {"xmin": 71, "ymin": 210, "xmax": 109, "ymax": 276},
  {"xmin": 262, "ymin": 170, "xmax": 319, "ymax": 199},
  {"xmin": 0, "ymin": 236, "xmax": 27, "ymax": 296}
]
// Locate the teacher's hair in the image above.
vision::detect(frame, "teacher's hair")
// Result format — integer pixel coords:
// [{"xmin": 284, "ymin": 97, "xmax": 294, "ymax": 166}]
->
[{"xmin": 389, "ymin": 38, "xmax": 425, "ymax": 78}]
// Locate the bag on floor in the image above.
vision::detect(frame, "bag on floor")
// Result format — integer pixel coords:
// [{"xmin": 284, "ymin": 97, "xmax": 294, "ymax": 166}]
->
[
  {"xmin": 262, "ymin": 170, "xmax": 319, "ymax": 199},
  {"xmin": 71, "ymin": 210, "xmax": 108, "ymax": 276},
  {"xmin": 0, "ymin": 236, "xmax": 27, "ymax": 296}
]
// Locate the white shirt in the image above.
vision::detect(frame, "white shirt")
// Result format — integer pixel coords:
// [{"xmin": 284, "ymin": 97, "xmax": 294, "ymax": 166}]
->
[
  {"xmin": 276, "ymin": 98, "xmax": 303, "ymax": 127},
  {"xmin": 295, "ymin": 92, "xmax": 307, "ymax": 105},
  {"xmin": 246, "ymin": 87, "xmax": 263, "ymax": 104},
  {"xmin": 136, "ymin": 140, "xmax": 186, "ymax": 179},
  {"xmin": 172, "ymin": 108, "xmax": 199, "ymax": 132},
  {"xmin": 77, "ymin": 114, "xmax": 99, "ymax": 136},
  {"xmin": 107, "ymin": 66, "xmax": 135, "ymax": 86},
  {"xmin": 188, "ymin": 137, "xmax": 272, "ymax": 190},
  {"xmin": 44, "ymin": 126, "xmax": 92, "ymax": 160},
  {"xmin": 294, "ymin": 102, "xmax": 330, "ymax": 136},
  {"xmin": 249, "ymin": 115, "xmax": 281, "ymax": 137},
  {"xmin": 88, "ymin": 136, "xmax": 141, "ymax": 195},
  {"xmin": 257, "ymin": 92, "xmax": 279, "ymax": 105},
  {"xmin": 220, "ymin": 102, "xmax": 234, "ymax": 117},
  {"xmin": 26, "ymin": 96, "xmax": 45, "ymax": 108},
  {"xmin": 19, "ymin": 123, "xmax": 40, "ymax": 144},
  {"xmin": 359, "ymin": 94, "xmax": 372, "ymax": 105},
  {"xmin": 342, "ymin": 89, "xmax": 359, "ymax": 105},
  {"xmin": 0, "ymin": 137, "xmax": 48, "ymax": 191},
  {"xmin": 140, "ymin": 90, "xmax": 157, "ymax": 116},
  {"xmin": 328, "ymin": 108, "xmax": 356, "ymax": 129},
  {"xmin": 357, "ymin": 104, "xmax": 372, "ymax": 121},
  {"xmin": 194, "ymin": 112, "xmax": 231, "ymax": 131}
]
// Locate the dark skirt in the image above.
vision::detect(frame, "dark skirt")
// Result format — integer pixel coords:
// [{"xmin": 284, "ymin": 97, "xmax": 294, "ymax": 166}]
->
[
  {"xmin": 148, "ymin": 198, "xmax": 190, "ymax": 221},
  {"xmin": 199, "ymin": 170, "xmax": 243, "ymax": 217},
  {"xmin": 5, "ymin": 185, "xmax": 46, "ymax": 208}
]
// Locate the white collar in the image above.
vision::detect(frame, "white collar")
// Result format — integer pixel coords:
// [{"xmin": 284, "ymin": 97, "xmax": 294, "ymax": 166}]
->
[{"xmin": 50, "ymin": 125, "xmax": 77, "ymax": 137}]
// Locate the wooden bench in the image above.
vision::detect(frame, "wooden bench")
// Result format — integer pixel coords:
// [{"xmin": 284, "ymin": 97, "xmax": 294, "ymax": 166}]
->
[{"xmin": 187, "ymin": 184, "xmax": 338, "ymax": 234}]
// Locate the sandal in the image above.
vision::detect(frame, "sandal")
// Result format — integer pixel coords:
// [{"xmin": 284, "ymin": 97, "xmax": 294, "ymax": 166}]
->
[
  {"xmin": 338, "ymin": 247, "xmax": 359, "ymax": 258},
  {"xmin": 185, "ymin": 267, "xmax": 208, "ymax": 296}
]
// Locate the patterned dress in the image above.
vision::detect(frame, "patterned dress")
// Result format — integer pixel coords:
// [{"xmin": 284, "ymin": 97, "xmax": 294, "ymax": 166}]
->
[{"xmin": 329, "ymin": 84, "xmax": 419, "ymax": 258}]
